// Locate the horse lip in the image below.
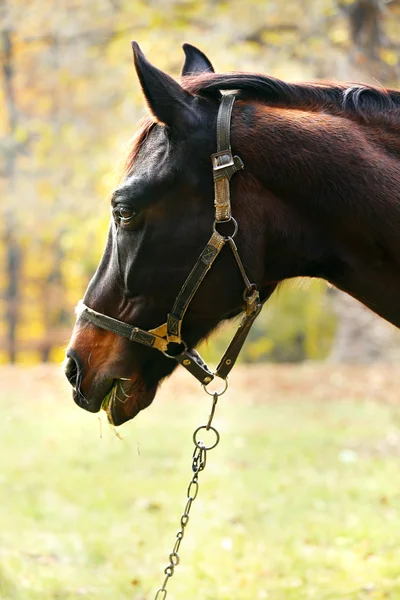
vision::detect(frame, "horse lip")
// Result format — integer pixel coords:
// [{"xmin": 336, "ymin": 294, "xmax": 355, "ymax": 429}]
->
[
  {"xmin": 72, "ymin": 376, "xmax": 114, "ymax": 414},
  {"xmin": 72, "ymin": 387, "xmax": 102, "ymax": 413},
  {"xmin": 70, "ymin": 373, "xmax": 153, "ymax": 425}
]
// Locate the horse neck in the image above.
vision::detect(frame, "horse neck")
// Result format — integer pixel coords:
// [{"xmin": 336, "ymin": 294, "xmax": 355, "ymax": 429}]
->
[{"xmin": 233, "ymin": 103, "xmax": 400, "ymax": 328}]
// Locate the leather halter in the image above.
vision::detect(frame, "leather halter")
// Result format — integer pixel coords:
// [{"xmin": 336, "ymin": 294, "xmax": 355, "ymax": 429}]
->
[{"xmin": 76, "ymin": 93, "xmax": 262, "ymax": 386}]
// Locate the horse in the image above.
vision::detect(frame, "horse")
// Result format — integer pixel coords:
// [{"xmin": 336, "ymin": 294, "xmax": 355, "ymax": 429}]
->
[{"xmin": 64, "ymin": 42, "xmax": 400, "ymax": 426}]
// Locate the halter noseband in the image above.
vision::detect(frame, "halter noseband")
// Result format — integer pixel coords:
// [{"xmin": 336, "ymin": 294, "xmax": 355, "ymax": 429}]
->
[{"xmin": 76, "ymin": 93, "xmax": 262, "ymax": 386}]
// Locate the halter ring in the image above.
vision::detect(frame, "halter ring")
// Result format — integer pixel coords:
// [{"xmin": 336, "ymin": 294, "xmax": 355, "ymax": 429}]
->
[
  {"xmin": 163, "ymin": 340, "xmax": 188, "ymax": 359},
  {"xmin": 213, "ymin": 217, "xmax": 238, "ymax": 239},
  {"xmin": 193, "ymin": 425, "xmax": 220, "ymax": 450},
  {"xmin": 202, "ymin": 376, "xmax": 228, "ymax": 397}
]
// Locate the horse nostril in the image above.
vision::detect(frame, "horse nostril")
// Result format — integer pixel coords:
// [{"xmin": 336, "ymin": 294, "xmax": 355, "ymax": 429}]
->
[{"xmin": 64, "ymin": 354, "xmax": 80, "ymax": 387}]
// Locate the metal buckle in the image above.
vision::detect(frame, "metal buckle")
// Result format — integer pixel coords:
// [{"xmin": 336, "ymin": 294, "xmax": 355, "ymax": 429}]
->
[{"xmin": 211, "ymin": 149, "xmax": 234, "ymax": 172}]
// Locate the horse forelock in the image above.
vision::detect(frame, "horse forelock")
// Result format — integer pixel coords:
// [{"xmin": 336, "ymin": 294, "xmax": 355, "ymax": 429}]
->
[{"xmin": 119, "ymin": 115, "xmax": 156, "ymax": 181}]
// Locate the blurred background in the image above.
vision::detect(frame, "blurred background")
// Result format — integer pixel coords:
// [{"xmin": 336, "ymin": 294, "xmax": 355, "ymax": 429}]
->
[
  {"xmin": 1, "ymin": 0, "xmax": 400, "ymax": 365},
  {"xmin": 1, "ymin": 2, "xmax": 400, "ymax": 600}
]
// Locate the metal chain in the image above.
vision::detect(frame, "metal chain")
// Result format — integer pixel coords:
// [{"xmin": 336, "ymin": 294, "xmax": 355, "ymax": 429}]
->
[{"xmin": 154, "ymin": 390, "xmax": 222, "ymax": 600}]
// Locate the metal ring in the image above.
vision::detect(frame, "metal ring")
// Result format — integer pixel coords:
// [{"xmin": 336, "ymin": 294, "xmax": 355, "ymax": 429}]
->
[
  {"xmin": 164, "ymin": 565, "xmax": 174, "ymax": 577},
  {"xmin": 193, "ymin": 425, "xmax": 220, "ymax": 450},
  {"xmin": 163, "ymin": 340, "xmax": 188, "ymax": 359},
  {"xmin": 213, "ymin": 217, "xmax": 238, "ymax": 239},
  {"xmin": 243, "ymin": 283, "xmax": 257, "ymax": 300},
  {"xmin": 187, "ymin": 479, "xmax": 199, "ymax": 500},
  {"xmin": 169, "ymin": 552, "xmax": 180, "ymax": 566},
  {"xmin": 202, "ymin": 377, "xmax": 228, "ymax": 396}
]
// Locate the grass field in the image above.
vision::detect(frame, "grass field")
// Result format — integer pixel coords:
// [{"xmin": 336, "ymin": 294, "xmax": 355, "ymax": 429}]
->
[{"xmin": 1, "ymin": 364, "xmax": 400, "ymax": 600}]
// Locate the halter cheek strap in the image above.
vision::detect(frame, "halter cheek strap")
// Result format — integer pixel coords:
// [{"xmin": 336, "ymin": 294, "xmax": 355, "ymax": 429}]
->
[{"xmin": 77, "ymin": 93, "xmax": 262, "ymax": 386}]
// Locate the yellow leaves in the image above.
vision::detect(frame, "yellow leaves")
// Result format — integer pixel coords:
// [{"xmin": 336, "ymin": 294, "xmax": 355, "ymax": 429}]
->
[
  {"xmin": 20, "ymin": 311, "xmax": 44, "ymax": 340},
  {"xmin": 329, "ymin": 25, "xmax": 349, "ymax": 46},
  {"xmin": 0, "ymin": 91, "xmax": 7, "ymax": 134},
  {"xmin": 33, "ymin": 121, "xmax": 56, "ymax": 162},
  {"xmin": 262, "ymin": 31, "xmax": 285, "ymax": 46},
  {"xmin": 49, "ymin": 346, "xmax": 66, "ymax": 363},
  {"xmin": 97, "ymin": 170, "xmax": 119, "ymax": 198},
  {"xmin": 0, "ymin": 0, "xmax": 398, "ymax": 365},
  {"xmin": 37, "ymin": 180, "xmax": 55, "ymax": 205},
  {"xmin": 303, "ymin": 280, "xmax": 334, "ymax": 360},
  {"xmin": 379, "ymin": 49, "xmax": 398, "ymax": 67},
  {"xmin": 323, "ymin": 3, "xmax": 338, "ymax": 18},
  {"xmin": 36, "ymin": 94, "xmax": 52, "ymax": 115},
  {"xmin": 246, "ymin": 337, "xmax": 274, "ymax": 362},
  {"xmin": 200, "ymin": 280, "xmax": 336, "ymax": 365},
  {"xmin": 13, "ymin": 125, "xmax": 29, "ymax": 145}
]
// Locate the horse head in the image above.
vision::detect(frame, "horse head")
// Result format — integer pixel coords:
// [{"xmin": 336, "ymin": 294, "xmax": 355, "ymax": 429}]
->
[
  {"xmin": 65, "ymin": 43, "xmax": 400, "ymax": 425},
  {"xmin": 65, "ymin": 44, "xmax": 277, "ymax": 425}
]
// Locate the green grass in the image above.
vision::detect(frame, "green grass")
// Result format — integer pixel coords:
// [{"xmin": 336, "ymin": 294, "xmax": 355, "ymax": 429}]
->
[{"xmin": 1, "ymin": 365, "xmax": 400, "ymax": 599}]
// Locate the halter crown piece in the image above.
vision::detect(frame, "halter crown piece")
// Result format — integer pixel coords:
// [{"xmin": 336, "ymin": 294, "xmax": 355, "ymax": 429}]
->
[{"xmin": 77, "ymin": 93, "xmax": 262, "ymax": 386}]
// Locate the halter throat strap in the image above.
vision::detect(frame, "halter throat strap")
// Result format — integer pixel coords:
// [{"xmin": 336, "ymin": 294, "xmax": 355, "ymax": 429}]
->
[{"xmin": 77, "ymin": 93, "xmax": 261, "ymax": 386}]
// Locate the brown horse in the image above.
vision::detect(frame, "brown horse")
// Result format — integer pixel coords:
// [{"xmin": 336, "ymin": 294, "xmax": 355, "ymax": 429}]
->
[{"xmin": 65, "ymin": 43, "xmax": 400, "ymax": 426}]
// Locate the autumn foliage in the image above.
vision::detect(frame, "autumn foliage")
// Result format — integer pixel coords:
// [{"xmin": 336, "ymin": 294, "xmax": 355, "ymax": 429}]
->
[{"xmin": 1, "ymin": 0, "xmax": 399, "ymax": 364}]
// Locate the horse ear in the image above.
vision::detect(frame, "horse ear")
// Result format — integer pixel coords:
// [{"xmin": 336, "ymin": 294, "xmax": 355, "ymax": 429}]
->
[
  {"xmin": 131, "ymin": 42, "xmax": 196, "ymax": 127},
  {"xmin": 181, "ymin": 43, "xmax": 215, "ymax": 76}
]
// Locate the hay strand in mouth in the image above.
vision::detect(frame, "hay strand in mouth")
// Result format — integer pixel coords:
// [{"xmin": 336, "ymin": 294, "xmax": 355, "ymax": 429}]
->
[
  {"xmin": 101, "ymin": 379, "xmax": 132, "ymax": 411},
  {"xmin": 101, "ymin": 379, "xmax": 133, "ymax": 432},
  {"xmin": 101, "ymin": 384, "xmax": 115, "ymax": 411}
]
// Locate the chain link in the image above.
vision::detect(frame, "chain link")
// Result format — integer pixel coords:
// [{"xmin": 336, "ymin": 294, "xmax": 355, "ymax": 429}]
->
[{"xmin": 153, "ymin": 391, "xmax": 222, "ymax": 599}]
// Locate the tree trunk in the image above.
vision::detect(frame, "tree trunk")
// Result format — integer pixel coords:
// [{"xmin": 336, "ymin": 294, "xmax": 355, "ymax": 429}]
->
[{"xmin": 1, "ymin": 17, "xmax": 21, "ymax": 363}]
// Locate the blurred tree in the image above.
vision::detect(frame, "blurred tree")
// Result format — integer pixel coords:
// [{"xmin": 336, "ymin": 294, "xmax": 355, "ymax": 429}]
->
[
  {"xmin": 328, "ymin": 291, "xmax": 400, "ymax": 363},
  {"xmin": 347, "ymin": 0, "xmax": 383, "ymax": 55},
  {"xmin": 341, "ymin": 0, "xmax": 399, "ymax": 84},
  {"xmin": 1, "ymin": 11, "xmax": 22, "ymax": 363},
  {"xmin": 0, "ymin": 0, "xmax": 398, "ymax": 363}
]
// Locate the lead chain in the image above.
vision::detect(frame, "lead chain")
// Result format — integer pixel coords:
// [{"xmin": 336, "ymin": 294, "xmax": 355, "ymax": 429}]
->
[{"xmin": 154, "ymin": 392, "xmax": 221, "ymax": 600}]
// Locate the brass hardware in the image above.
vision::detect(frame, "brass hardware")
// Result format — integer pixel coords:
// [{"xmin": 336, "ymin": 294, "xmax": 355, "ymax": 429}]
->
[
  {"xmin": 149, "ymin": 322, "xmax": 168, "ymax": 337},
  {"xmin": 183, "ymin": 359, "xmax": 191, "ymax": 366}
]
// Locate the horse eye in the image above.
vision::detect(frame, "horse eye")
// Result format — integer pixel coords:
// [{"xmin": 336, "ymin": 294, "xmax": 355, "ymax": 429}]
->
[{"xmin": 115, "ymin": 206, "xmax": 136, "ymax": 223}]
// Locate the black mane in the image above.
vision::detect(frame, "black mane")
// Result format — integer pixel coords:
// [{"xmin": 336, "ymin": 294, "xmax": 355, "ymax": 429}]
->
[{"xmin": 184, "ymin": 72, "xmax": 400, "ymax": 125}]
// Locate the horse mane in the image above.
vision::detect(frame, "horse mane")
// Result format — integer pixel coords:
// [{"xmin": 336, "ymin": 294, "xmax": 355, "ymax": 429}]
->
[
  {"xmin": 121, "ymin": 72, "xmax": 399, "ymax": 175},
  {"xmin": 120, "ymin": 114, "xmax": 155, "ymax": 179},
  {"xmin": 183, "ymin": 72, "xmax": 400, "ymax": 127}
]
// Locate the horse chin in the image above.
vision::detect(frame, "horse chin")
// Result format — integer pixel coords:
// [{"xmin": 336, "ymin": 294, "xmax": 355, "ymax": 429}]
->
[{"xmin": 102, "ymin": 378, "xmax": 157, "ymax": 426}]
